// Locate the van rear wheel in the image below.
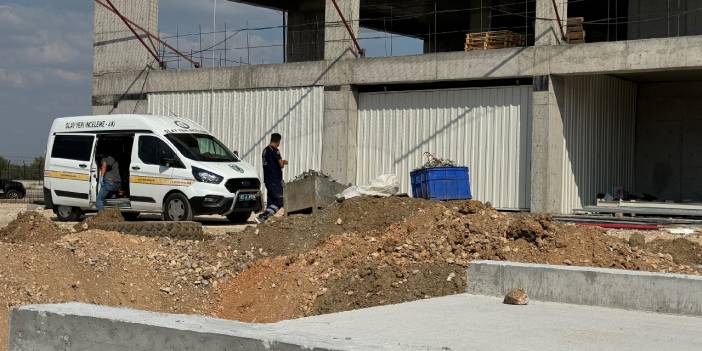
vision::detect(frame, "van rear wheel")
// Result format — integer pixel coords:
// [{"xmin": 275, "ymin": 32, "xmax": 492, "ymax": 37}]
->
[
  {"xmin": 163, "ymin": 193, "xmax": 193, "ymax": 222},
  {"xmin": 55, "ymin": 206, "xmax": 83, "ymax": 222}
]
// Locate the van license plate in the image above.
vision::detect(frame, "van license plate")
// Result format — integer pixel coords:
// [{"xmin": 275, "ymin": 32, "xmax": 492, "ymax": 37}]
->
[{"xmin": 239, "ymin": 194, "xmax": 257, "ymax": 201}]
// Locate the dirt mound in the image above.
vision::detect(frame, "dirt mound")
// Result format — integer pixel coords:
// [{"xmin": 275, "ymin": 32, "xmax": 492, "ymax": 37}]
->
[
  {"xmin": 646, "ymin": 238, "xmax": 702, "ymax": 266},
  {"xmin": 0, "ymin": 228, "xmax": 257, "ymax": 350},
  {"xmin": 231, "ymin": 196, "xmax": 434, "ymax": 257},
  {"xmin": 0, "ymin": 211, "xmax": 66, "ymax": 244},
  {"xmin": 74, "ymin": 208, "xmax": 124, "ymax": 232},
  {"xmin": 214, "ymin": 201, "xmax": 701, "ymax": 323},
  {"xmin": 314, "ymin": 263, "xmax": 465, "ymax": 315}
]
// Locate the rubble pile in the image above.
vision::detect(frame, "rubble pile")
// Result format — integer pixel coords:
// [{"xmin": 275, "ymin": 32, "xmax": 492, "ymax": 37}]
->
[
  {"xmin": 214, "ymin": 200, "xmax": 702, "ymax": 323},
  {"xmin": 0, "ymin": 197, "xmax": 701, "ymax": 349},
  {"xmin": 0, "ymin": 211, "xmax": 67, "ymax": 244}
]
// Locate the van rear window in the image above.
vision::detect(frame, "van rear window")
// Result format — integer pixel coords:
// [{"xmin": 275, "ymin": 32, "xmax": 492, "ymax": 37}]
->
[{"xmin": 51, "ymin": 135, "xmax": 94, "ymax": 161}]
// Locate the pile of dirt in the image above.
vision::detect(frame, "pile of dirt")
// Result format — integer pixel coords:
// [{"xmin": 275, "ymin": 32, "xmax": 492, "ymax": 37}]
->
[
  {"xmin": 646, "ymin": 238, "xmax": 702, "ymax": 266},
  {"xmin": 1, "ymin": 197, "xmax": 701, "ymax": 350},
  {"xmin": 232, "ymin": 196, "xmax": 433, "ymax": 257},
  {"xmin": 0, "ymin": 227, "xmax": 257, "ymax": 351},
  {"xmin": 74, "ymin": 208, "xmax": 124, "ymax": 232},
  {"xmin": 0, "ymin": 211, "xmax": 67, "ymax": 244},
  {"xmin": 213, "ymin": 200, "xmax": 702, "ymax": 323}
]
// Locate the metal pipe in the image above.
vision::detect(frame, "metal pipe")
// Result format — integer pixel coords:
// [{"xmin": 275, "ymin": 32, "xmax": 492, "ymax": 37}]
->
[
  {"xmin": 282, "ymin": 11, "xmax": 287, "ymax": 63},
  {"xmin": 94, "ymin": 0, "xmax": 201, "ymax": 68},
  {"xmin": 329, "ymin": 0, "xmax": 365, "ymax": 57},
  {"xmin": 102, "ymin": 0, "xmax": 163, "ymax": 67},
  {"xmin": 550, "ymin": 0, "xmax": 566, "ymax": 42}
]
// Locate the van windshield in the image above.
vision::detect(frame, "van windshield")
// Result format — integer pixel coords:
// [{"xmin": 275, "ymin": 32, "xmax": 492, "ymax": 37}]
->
[{"xmin": 165, "ymin": 134, "xmax": 238, "ymax": 162}]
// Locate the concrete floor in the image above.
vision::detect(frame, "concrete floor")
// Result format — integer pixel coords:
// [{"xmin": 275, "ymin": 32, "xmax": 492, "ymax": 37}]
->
[
  {"xmin": 0, "ymin": 203, "xmax": 253, "ymax": 235},
  {"xmin": 274, "ymin": 294, "xmax": 702, "ymax": 351}
]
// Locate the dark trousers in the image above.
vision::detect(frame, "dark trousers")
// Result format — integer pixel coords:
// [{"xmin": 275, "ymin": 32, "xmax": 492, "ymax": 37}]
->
[{"xmin": 260, "ymin": 181, "xmax": 284, "ymax": 219}]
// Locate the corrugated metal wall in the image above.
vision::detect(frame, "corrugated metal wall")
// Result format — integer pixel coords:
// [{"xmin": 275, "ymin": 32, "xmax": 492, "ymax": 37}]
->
[
  {"xmin": 560, "ymin": 76, "xmax": 637, "ymax": 213},
  {"xmin": 148, "ymin": 87, "xmax": 324, "ymax": 182},
  {"xmin": 357, "ymin": 86, "xmax": 533, "ymax": 210}
]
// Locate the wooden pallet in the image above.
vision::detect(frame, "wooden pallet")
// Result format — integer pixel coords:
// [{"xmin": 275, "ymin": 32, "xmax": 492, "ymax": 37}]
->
[
  {"xmin": 465, "ymin": 30, "xmax": 526, "ymax": 51},
  {"xmin": 566, "ymin": 17, "xmax": 586, "ymax": 44}
]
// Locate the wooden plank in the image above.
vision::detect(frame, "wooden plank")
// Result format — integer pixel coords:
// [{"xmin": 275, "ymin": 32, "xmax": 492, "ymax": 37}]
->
[
  {"xmin": 567, "ymin": 17, "xmax": 584, "ymax": 24},
  {"xmin": 566, "ymin": 31, "xmax": 585, "ymax": 40}
]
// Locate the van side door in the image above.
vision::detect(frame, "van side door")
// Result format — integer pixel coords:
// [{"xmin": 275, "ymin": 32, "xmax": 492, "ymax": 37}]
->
[
  {"xmin": 45, "ymin": 133, "xmax": 96, "ymax": 208},
  {"xmin": 129, "ymin": 134, "xmax": 184, "ymax": 211}
]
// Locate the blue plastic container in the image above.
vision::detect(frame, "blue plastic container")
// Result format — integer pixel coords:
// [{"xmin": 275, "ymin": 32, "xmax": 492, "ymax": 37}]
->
[{"xmin": 410, "ymin": 167, "xmax": 472, "ymax": 200}]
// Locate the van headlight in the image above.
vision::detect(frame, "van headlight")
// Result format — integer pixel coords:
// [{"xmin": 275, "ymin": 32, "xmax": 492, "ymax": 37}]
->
[{"xmin": 192, "ymin": 167, "xmax": 223, "ymax": 184}]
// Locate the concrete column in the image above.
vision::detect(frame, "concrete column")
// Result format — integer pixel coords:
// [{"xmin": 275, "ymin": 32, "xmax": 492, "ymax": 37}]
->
[
  {"xmin": 324, "ymin": 0, "xmax": 360, "ymax": 61},
  {"xmin": 286, "ymin": 2, "xmax": 325, "ymax": 62},
  {"xmin": 530, "ymin": 75, "xmax": 565, "ymax": 213},
  {"xmin": 93, "ymin": 0, "xmax": 159, "ymax": 74},
  {"xmin": 321, "ymin": 85, "xmax": 358, "ymax": 184},
  {"xmin": 535, "ymin": 0, "xmax": 567, "ymax": 45},
  {"xmin": 93, "ymin": 0, "xmax": 159, "ymax": 114}
]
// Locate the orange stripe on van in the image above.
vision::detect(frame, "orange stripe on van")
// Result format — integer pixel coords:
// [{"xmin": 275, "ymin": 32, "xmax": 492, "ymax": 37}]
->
[
  {"xmin": 44, "ymin": 170, "xmax": 90, "ymax": 181},
  {"xmin": 129, "ymin": 176, "xmax": 193, "ymax": 186}
]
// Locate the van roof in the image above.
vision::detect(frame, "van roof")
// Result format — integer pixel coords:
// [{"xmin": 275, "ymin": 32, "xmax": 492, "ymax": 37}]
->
[{"xmin": 50, "ymin": 114, "xmax": 210, "ymax": 135}]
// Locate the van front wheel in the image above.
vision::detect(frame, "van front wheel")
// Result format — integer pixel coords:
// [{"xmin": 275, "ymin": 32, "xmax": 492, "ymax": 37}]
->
[
  {"xmin": 55, "ymin": 206, "xmax": 83, "ymax": 222},
  {"xmin": 163, "ymin": 193, "xmax": 193, "ymax": 222}
]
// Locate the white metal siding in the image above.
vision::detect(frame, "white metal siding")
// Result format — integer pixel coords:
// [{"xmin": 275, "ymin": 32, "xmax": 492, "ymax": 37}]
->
[
  {"xmin": 560, "ymin": 76, "xmax": 637, "ymax": 213},
  {"xmin": 358, "ymin": 86, "xmax": 532, "ymax": 209},
  {"xmin": 148, "ymin": 87, "xmax": 324, "ymax": 182}
]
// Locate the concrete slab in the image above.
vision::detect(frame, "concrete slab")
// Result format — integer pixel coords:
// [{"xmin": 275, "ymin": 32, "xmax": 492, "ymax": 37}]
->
[
  {"xmin": 276, "ymin": 294, "xmax": 702, "ymax": 351},
  {"xmin": 467, "ymin": 260, "xmax": 702, "ymax": 316},
  {"xmin": 9, "ymin": 303, "xmax": 426, "ymax": 351},
  {"xmin": 12, "ymin": 295, "xmax": 702, "ymax": 350}
]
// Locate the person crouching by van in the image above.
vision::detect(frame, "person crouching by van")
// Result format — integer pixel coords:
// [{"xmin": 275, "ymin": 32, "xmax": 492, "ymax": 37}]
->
[
  {"xmin": 96, "ymin": 155, "xmax": 121, "ymax": 210},
  {"xmin": 256, "ymin": 133, "xmax": 288, "ymax": 223}
]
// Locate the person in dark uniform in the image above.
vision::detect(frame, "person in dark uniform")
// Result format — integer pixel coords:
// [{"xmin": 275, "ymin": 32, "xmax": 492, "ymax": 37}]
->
[
  {"xmin": 256, "ymin": 133, "xmax": 288, "ymax": 223},
  {"xmin": 96, "ymin": 154, "xmax": 121, "ymax": 210}
]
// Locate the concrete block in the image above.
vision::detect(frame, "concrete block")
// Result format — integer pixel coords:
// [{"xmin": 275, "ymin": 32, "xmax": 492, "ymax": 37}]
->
[
  {"xmin": 284, "ymin": 172, "xmax": 347, "ymax": 214},
  {"xmin": 9, "ymin": 303, "xmax": 385, "ymax": 351},
  {"xmin": 467, "ymin": 260, "xmax": 702, "ymax": 316}
]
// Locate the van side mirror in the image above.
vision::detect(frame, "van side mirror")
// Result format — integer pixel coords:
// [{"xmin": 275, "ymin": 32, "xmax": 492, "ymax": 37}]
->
[{"xmin": 233, "ymin": 151, "xmax": 240, "ymax": 159}]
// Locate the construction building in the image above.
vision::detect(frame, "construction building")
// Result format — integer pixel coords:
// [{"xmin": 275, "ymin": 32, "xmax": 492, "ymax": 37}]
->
[{"xmin": 92, "ymin": 0, "xmax": 702, "ymax": 214}]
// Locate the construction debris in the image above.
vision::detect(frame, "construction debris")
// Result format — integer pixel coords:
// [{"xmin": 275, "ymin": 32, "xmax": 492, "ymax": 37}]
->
[
  {"xmin": 73, "ymin": 208, "xmax": 204, "ymax": 240},
  {"xmin": 1, "ymin": 198, "xmax": 702, "ymax": 349},
  {"xmin": 504, "ymin": 288, "xmax": 529, "ymax": 305},
  {"xmin": 419, "ymin": 152, "xmax": 456, "ymax": 169},
  {"xmin": 213, "ymin": 200, "xmax": 702, "ymax": 323},
  {"xmin": 74, "ymin": 208, "xmax": 124, "ymax": 232},
  {"xmin": 0, "ymin": 211, "xmax": 67, "ymax": 244}
]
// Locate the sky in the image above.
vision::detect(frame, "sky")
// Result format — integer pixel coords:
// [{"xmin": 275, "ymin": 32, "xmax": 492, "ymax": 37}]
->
[{"xmin": 0, "ymin": 0, "xmax": 421, "ymax": 162}]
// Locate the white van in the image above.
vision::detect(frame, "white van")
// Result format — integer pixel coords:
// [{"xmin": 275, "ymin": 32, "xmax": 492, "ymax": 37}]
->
[{"xmin": 43, "ymin": 114, "xmax": 263, "ymax": 223}]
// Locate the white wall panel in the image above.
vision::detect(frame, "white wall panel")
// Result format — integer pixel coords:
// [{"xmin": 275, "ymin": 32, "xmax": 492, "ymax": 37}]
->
[
  {"xmin": 148, "ymin": 87, "xmax": 324, "ymax": 183},
  {"xmin": 358, "ymin": 86, "xmax": 532, "ymax": 210},
  {"xmin": 560, "ymin": 76, "xmax": 637, "ymax": 213}
]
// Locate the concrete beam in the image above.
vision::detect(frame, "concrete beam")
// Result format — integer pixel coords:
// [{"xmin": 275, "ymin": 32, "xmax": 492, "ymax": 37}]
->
[
  {"xmin": 467, "ymin": 260, "xmax": 702, "ymax": 316},
  {"xmin": 9, "ymin": 303, "xmax": 378, "ymax": 351},
  {"xmin": 93, "ymin": 35, "xmax": 702, "ymax": 101}
]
